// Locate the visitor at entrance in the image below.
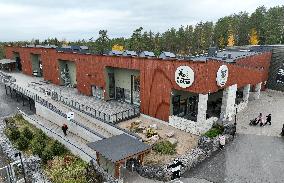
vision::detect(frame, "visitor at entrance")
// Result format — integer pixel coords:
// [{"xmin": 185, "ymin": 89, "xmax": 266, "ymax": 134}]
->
[
  {"xmin": 264, "ymin": 114, "xmax": 272, "ymax": 126},
  {"xmin": 280, "ymin": 124, "xmax": 284, "ymax": 137},
  {"xmin": 62, "ymin": 124, "xmax": 68, "ymax": 136},
  {"xmin": 168, "ymin": 160, "xmax": 184, "ymax": 180}
]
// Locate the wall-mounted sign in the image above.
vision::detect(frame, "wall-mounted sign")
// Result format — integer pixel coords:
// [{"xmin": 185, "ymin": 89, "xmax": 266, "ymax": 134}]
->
[
  {"xmin": 175, "ymin": 66, "xmax": 194, "ymax": 88},
  {"xmin": 67, "ymin": 112, "xmax": 74, "ymax": 121},
  {"xmin": 216, "ymin": 65, "xmax": 229, "ymax": 87}
]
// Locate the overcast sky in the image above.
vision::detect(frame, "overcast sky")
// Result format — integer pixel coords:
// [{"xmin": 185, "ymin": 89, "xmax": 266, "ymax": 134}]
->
[{"xmin": 0, "ymin": 0, "xmax": 282, "ymax": 41}]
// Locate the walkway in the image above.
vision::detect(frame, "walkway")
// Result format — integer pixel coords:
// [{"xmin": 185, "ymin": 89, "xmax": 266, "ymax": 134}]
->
[
  {"xmin": 7, "ymin": 71, "xmax": 138, "ymax": 116},
  {"xmin": 182, "ymin": 90, "xmax": 284, "ymax": 183}
]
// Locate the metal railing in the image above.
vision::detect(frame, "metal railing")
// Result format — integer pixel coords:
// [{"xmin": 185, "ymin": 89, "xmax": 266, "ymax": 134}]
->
[
  {"xmin": 53, "ymin": 93, "xmax": 140, "ymax": 124},
  {"xmin": 0, "ymin": 72, "xmax": 141, "ymax": 140},
  {"xmin": 19, "ymin": 111, "xmax": 95, "ymax": 160}
]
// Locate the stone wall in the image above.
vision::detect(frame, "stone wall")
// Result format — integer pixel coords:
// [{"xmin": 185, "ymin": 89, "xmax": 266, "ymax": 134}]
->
[
  {"xmin": 0, "ymin": 116, "xmax": 51, "ymax": 183},
  {"xmin": 135, "ymin": 123, "xmax": 235, "ymax": 182},
  {"xmin": 169, "ymin": 115, "xmax": 217, "ymax": 135}
]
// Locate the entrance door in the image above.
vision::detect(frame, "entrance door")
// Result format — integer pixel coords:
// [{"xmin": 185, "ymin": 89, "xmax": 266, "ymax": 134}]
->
[
  {"xmin": 116, "ymin": 87, "xmax": 125, "ymax": 101},
  {"xmin": 108, "ymin": 73, "xmax": 115, "ymax": 99},
  {"xmin": 132, "ymin": 75, "xmax": 140, "ymax": 105}
]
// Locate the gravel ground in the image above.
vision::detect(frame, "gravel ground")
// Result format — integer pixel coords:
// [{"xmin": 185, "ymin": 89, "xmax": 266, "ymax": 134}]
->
[
  {"xmin": 236, "ymin": 90, "xmax": 284, "ymax": 136},
  {"xmin": 118, "ymin": 116, "xmax": 198, "ymax": 165}
]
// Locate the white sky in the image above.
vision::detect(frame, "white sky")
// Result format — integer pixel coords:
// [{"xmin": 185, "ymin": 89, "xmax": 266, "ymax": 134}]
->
[{"xmin": 0, "ymin": 0, "xmax": 283, "ymax": 41}]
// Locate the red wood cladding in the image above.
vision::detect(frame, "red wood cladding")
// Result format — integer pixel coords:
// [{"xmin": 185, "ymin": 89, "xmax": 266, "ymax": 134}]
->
[{"xmin": 5, "ymin": 46, "xmax": 272, "ymax": 121}]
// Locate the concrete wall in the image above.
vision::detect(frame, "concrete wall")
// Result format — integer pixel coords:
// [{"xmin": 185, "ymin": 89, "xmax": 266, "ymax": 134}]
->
[
  {"xmin": 169, "ymin": 115, "xmax": 217, "ymax": 135},
  {"xmin": 35, "ymin": 102, "xmax": 102, "ymax": 142},
  {"xmin": 220, "ymin": 84, "xmax": 237, "ymax": 121}
]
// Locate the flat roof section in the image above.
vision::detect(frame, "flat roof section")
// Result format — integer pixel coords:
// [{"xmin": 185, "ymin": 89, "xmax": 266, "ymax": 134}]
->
[{"xmin": 87, "ymin": 134, "xmax": 151, "ymax": 163}]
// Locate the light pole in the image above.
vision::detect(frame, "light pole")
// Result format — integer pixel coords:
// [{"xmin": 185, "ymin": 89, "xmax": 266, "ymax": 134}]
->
[{"xmin": 15, "ymin": 152, "xmax": 27, "ymax": 183}]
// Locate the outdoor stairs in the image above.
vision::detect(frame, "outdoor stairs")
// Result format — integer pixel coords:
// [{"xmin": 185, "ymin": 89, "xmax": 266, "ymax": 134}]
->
[
  {"xmin": 28, "ymin": 114, "xmax": 97, "ymax": 159},
  {"xmin": 45, "ymin": 98, "xmax": 115, "ymax": 138}
]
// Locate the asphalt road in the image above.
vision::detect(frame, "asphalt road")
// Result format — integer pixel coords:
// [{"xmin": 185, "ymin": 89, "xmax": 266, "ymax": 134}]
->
[{"xmin": 183, "ymin": 134, "xmax": 284, "ymax": 183}]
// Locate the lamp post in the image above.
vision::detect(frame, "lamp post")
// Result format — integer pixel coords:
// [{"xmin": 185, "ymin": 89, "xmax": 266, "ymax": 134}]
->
[
  {"xmin": 15, "ymin": 152, "xmax": 27, "ymax": 183},
  {"xmin": 234, "ymin": 104, "xmax": 238, "ymax": 125}
]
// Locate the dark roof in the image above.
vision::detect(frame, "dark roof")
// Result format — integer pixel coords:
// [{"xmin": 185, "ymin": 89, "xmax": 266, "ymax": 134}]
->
[{"xmin": 87, "ymin": 134, "xmax": 151, "ymax": 163}]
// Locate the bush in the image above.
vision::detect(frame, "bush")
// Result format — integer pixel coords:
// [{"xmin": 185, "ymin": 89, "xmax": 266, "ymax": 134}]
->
[
  {"xmin": 50, "ymin": 140, "xmax": 67, "ymax": 156},
  {"xmin": 153, "ymin": 140, "xmax": 176, "ymax": 155},
  {"xmin": 16, "ymin": 135, "xmax": 29, "ymax": 151},
  {"xmin": 22, "ymin": 127, "xmax": 34, "ymax": 140},
  {"xmin": 204, "ymin": 128, "xmax": 222, "ymax": 138},
  {"xmin": 30, "ymin": 133, "xmax": 47, "ymax": 157},
  {"xmin": 41, "ymin": 147, "xmax": 54, "ymax": 164},
  {"xmin": 146, "ymin": 128, "xmax": 158, "ymax": 138},
  {"xmin": 7, "ymin": 127, "xmax": 21, "ymax": 141}
]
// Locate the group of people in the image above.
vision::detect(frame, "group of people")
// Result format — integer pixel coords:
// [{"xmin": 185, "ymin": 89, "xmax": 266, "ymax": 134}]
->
[{"xmin": 250, "ymin": 113, "xmax": 271, "ymax": 127}]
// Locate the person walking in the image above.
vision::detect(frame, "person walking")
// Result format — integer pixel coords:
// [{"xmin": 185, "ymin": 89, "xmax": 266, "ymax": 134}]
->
[
  {"xmin": 264, "ymin": 114, "xmax": 272, "ymax": 126},
  {"xmin": 258, "ymin": 113, "xmax": 264, "ymax": 127},
  {"xmin": 62, "ymin": 124, "xmax": 68, "ymax": 136},
  {"xmin": 255, "ymin": 113, "xmax": 262, "ymax": 125}
]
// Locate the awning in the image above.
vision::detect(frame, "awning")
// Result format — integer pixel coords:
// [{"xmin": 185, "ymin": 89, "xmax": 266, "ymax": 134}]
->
[
  {"xmin": 0, "ymin": 59, "xmax": 16, "ymax": 65},
  {"xmin": 87, "ymin": 134, "xmax": 151, "ymax": 163}
]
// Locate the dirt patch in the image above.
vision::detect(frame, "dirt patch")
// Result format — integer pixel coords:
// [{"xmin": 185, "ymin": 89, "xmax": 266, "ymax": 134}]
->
[{"xmin": 118, "ymin": 116, "xmax": 199, "ymax": 165}]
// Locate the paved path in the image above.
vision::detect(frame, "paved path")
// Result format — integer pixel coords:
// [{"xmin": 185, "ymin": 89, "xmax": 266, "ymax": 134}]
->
[{"xmin": 182, "ymin": 90, "xmax": 284, "ymax": 183}]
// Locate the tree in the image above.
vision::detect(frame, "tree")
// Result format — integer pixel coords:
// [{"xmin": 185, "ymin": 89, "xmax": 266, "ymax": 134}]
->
[
  {"xmin": 95, "ymin": 30, "xmax": 110, "ymax": 54},
  {"xmin": 249, "ymin": 28, "xmax": 259, "ymax": 45},
  {"xmin": 227, "ymin": 33, "xmax": 235, "ymax": 46},
  {"xmin": 112, "ymin": 44, "xmax": 124, "ymax": 51},
  {"xmin": 129, "ymin": 27, "xmax": 144, "ymax": 52}
]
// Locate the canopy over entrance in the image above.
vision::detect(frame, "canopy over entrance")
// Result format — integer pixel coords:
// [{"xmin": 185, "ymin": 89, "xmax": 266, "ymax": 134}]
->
[
  {"xmin": 87, "ymin": 134, "xmax": 150, "ymax": 163},
  {"xmin": 87, "ymin": 134, "xmax": 151, "ymax": 179}
]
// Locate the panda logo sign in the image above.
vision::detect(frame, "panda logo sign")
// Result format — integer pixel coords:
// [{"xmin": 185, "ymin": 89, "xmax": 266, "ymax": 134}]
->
[
  {"xmin": 216, "ymin": 65, "xmax": 229, "ymax": 87},
  {"xmin": 175, "ymin": 66, "xmax": 194, "ymax": 88}
]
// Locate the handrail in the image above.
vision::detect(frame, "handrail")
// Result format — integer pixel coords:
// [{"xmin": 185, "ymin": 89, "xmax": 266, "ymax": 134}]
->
[{"xmin": 19, "ymin": 110, "xmax": 95, "ymax": 160}]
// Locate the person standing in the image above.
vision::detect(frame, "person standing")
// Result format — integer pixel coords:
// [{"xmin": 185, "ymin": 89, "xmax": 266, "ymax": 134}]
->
[
  {"xmin": 62, "ymin": 124, "xmax": 68, "ymax": 136},
  {"xmin": 265, "ymin": 114, "xmax": 272, "ymax": 126}
]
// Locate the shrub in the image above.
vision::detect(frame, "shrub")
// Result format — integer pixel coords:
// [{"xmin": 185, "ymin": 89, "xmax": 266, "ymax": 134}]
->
[
  {"xmin": 22, "ymin": 127, "xmax": 34, "ymax": 140},
  {"xmin": 41, "ymin": 147, "xmax": 54, "ymax": 164},
  {"xmin": 30, "ymin": 132, "xmax": 47, "ymax": 157},
  {"xmin": 153, "ymin": 140, "xmax": 176, "ymax": 155},
  {"xmin": 7, "ymin": 127, "xmax": 21, "ymax": 141},
  {"xmin": 16, "ymin": 135, "xmax": 29, "ymax": 151},
  {"xmin": 50, "ymin": 140, "xmax": 67, "ymax": 156},
  {"xmin": 204, "ymin": 128, "xmax": 222, "ymax": 138}
]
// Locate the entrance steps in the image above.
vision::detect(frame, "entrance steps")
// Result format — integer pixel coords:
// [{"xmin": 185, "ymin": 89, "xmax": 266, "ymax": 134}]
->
[{"xmin": 21, "ymin": 113, "xmax": 97, "ymax": 161}]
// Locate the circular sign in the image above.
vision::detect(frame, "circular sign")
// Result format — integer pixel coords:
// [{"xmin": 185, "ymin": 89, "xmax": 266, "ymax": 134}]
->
[
  {"xmin": 216, "ymin": 65, "xmax": 229, "ymax": 87},
  {"xmin": 175, "ymin": 66, "xmax": 194, "ymax": 88}
]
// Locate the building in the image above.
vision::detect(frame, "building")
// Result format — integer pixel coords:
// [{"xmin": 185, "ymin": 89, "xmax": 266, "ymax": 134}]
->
[{"xmin": 4, "ymin": 45, "xmax": 272, "ymax": 135}]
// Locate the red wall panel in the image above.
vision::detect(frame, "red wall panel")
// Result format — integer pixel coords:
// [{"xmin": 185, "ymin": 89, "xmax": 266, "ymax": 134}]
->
[{"xmin": 5, "ymin": 46, "xmax": 271, "ymax": 121}]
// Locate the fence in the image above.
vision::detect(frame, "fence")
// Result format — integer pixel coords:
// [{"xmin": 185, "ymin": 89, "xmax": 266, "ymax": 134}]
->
[
  {"xmin": 19, "ymin": 111, "xmax": 96, "ymax": 161},
  {"xmin": 53, "ymin": 93, "xmax": 140, "ymax": 124}
]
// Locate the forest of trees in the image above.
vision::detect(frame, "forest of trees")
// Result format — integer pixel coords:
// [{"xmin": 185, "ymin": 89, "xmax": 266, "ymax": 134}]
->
[{"xmin": 1, "ymin": 5, "xmax": 283, "ymax": 58}]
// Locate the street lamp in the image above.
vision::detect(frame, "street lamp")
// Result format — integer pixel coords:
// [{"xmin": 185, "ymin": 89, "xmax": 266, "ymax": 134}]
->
[
  {"xmin": 14, "ymin": 152, "xmax": 27, "ymax": 183},
  {"xmin": 234, "ymin": 104, "xmax": 238, "ymax": 125}
]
